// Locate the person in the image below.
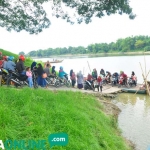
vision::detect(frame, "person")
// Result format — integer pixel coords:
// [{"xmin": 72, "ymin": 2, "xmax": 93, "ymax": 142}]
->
[
  {"xmin": 37, "ymin": 63, "xmax": 46, "ymax": 87},
  {"xmin": 59, "ymin": 66, "xmax": 67, "ymax": 80},
  {"xmin": 51, "ymin": 66, "xmax": 56, "ymax": 76},
  {"xmin": 131, "ymin": 71, "xmax": 137, "ymax": 86},
  {"xmin": 26, "ymin": 67, "xmax": 33, "ymax": 88},
  {"xmin": 87, "ymin": 73, "xmax": 93, "ymax": 83},
  {"xmin": 1, "ymin": 56, "xmax": 8, "ymax": 69},
  {"xmin": 31, "ymin": 61, "xmax": 37, "ymax": 71},
  {"xmin": 97, "ymin": 75, "xmax": 103, "ymax": 92},
  {"xmin": 105, "ymin": 71, "xmax": 111, "ymax": 83},
  {"xmin": 16, "ymin": 55, "xmax": 25, "ymax": 74},
  {"xmin": 92, "ymin": 68, "xmax": 97, "ymax": 79},
  {"xmin": 44, "ymin": 60, "xmax": 51, "ymax": 68},
  {"xmin": 120, "ymin": 71, "xmax": 128, "ymax": 85},
  {"xmin": 77, "ymin": 71, "xmax": 83, "ymax": 89},
  {"xmin": 100, "ymin": 69, "xmax": 105, "ymax": 77},
  {"xmin": 0, "ymin": 68, "xmax": 2, "ymax": 86},
  {"xmin": 6, "ymin": 56, "xmax": 16, "ymax": 72},
  {"xmin": 112, "ymin": 72, "xmax": 119, "ymax": 84},
  {"xmin": 44, "ymin": 64, "xmax": 51, "ymax": 76},
  {"xmin": 70, "ymin": 69, "xmax": 76, "ymax": 88}
]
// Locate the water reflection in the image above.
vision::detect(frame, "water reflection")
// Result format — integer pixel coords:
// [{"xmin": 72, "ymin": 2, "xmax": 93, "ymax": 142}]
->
[{"xmin": 113, "ymin": 94, "xmax": 150, "ymax": 150}]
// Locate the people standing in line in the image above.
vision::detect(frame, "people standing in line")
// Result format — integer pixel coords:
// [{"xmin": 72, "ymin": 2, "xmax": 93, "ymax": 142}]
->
[
  {"xmin": 26, "ymin": 67, "xmax": 33, "ymax": 88},
  {"xmin": 70, "ymin": 69, "xmax": 76, "ymax": 88},
  {"xmin": 77, "ymin": 71, "xmax": 83, "ymax": 89},
  {"xmin": 37, "ymin": 63, "xmax": 46, "ymax": 87},
  {"xmin": 6, "ymin": 56, "xmax": 16, "ymax": 72},
  {"xmin": 97, "ymin": 75, "xmax": 103, "ymax": 92}
]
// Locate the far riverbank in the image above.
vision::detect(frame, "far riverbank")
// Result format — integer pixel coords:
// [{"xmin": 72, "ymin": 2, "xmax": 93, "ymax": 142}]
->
[{"xmin": 31, "ymin": 51, "xmax": 150, "ymax": 59}]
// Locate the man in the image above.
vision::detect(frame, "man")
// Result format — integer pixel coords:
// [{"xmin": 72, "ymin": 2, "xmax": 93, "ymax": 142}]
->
[
  {"xmin": 16, "ymin": 55, "xmax": 25, "ymax": 74},
  {"xmin": 6, "ymin": 56, "xmax": 16, "ymax": 72}
]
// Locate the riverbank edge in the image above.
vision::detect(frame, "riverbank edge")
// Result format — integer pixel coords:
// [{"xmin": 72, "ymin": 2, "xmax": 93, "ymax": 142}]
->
[
  {"xmin": 83, "ymin": 92, "xmax": 136, "ymax": 150},
  {"xmin": 49, "ymin": 88, "xmax": 135, "ymax": 150},
  {"xmin": 31, "ymin": 51, "xmax": 150, "ymax": 59}
]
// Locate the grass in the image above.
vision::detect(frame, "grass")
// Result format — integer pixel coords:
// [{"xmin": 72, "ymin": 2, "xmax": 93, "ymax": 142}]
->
[{"xmin": 0, "ymin": 87, "xmax": 132, "ymax": 150}]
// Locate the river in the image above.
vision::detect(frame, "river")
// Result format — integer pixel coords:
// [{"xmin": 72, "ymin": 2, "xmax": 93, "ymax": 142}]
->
[
  {"xmin": 113, "ymin": 94, "xmax": 150, "ymax": 150},
  {"xmin": 34, "ymin": 55, "xmax": 150, "ymax": 150},
  {"xmin": 34, "ymin": 55, "xmax": 150, "ymax": 84}
]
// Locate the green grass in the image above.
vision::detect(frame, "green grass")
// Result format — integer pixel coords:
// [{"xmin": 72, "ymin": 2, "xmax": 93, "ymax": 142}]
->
[{"xmin": 0, "ymin": 87, "xmax": 132, "ymax": 150}]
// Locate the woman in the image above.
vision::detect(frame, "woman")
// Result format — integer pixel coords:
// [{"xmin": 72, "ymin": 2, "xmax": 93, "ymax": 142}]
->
[
  {"xmin": 77, "ymin": 71, "xmax": 83, "ymax": 89},
  {"xmin": 37, "ymin": 63, "xmax": 46, "ymax": 87},
  {"xmin": 31, "ymin": 61, "xmax": 37, "ymax": 70},
  {"xmin": 70, "ymin": 69, "xmax": 76, "ymax": 88},
  {"xmin": 52, "ymin": 66, "xmax": 56, "ymax": 76},
  {"xmin": 131, "ymin": 71, "xmax": 137, "ymax": 86},
  {"xmin": 44, "ymin": 61, "xmax": 51, "ymax": 68}
]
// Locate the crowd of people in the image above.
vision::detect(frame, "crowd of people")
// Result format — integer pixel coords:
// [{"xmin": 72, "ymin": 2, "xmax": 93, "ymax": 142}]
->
[{"xmin": 0, "ymin": 52, "xmax": 137, "ymax": 91}]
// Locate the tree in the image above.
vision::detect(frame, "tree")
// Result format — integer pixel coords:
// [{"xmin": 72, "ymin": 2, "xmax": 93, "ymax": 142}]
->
[
  {"xmin": 0, "ymin": 0, "xmax": 135, "ymax": 34},
  {"xmin": 19, "ymin": 51, "xmax": 25, "ymax": 55}
]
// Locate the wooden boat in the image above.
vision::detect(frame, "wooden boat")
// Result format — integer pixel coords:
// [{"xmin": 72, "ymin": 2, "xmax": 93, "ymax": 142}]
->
[
  {"xmin": 49, "ymin": 60, "xmax": 63, "ymax": 63},
  {"xmin": 121, "ymin": 88, "xmax": 146, "ymax": 94}
]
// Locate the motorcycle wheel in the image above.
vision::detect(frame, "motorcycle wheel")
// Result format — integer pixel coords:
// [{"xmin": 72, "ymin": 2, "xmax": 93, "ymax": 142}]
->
[
  {"xmin": 7, "ymin": 76, "xmax": 20, "ymax": 88},
  {"xmin": 54, "ymin": 81, "xmax": 60, "ymax": 88},
  {"xmin": 66, "ymin": 80, "xmax": 71, "ymax": 87},
  {"xmin": 33, "ymin": 78, "xmax": 38, "ymax": 89},
  {"xmin": 84, "ymin": 84, "xmax": 88, "ymax": 90}
]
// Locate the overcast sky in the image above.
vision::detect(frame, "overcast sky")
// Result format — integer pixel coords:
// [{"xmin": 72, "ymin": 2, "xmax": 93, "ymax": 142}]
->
[{"xmin": 0, "ymin": 0, "xmax": 150, "ymax": 54}]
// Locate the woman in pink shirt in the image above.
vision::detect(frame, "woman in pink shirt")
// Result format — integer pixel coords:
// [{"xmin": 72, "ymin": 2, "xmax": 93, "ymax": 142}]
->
[{"xmin": 26, "ymin": 67, "xmax": 33, "ymax": 88}]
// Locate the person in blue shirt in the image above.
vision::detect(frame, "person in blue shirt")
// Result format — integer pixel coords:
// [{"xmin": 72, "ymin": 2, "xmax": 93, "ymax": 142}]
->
[
  {"xmin": 59, "ymin": 66, "xmax": 67, "ymax": 80},
  {"xmin": 6, "ymin": 56, "xmax": 16, "ymax": 72}
]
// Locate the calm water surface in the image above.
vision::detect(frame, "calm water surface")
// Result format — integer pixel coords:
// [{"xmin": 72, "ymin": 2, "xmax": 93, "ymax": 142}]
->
[
  {"xmin": 34, "ymin": 55, "xmax": 150, "ymax": 83},
  {"xmin": 34, "ymin": 56, "xmax": 150, "ymax": 150},
  {"xmin": 113, "ymin": 94, "xmax": 150, "ymax": 150}
]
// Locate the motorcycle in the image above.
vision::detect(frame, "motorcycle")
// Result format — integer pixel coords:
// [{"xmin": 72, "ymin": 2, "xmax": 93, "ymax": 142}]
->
[
  {"xmin": 1, "ymin": 68, "xmax": 9, "ymax": 85},
  {"xmin": 84, "ymin": 79, "xmax": 95, "ymax": 91},
  {"xmin": 111, "ymin": 76, "xmax": 118, "ymax": 86},
  {"xmin": 118, "ymin": 76, "xmax": 128, "ymax": 88},
  {"xmin": 7, "ymin": 70, "xmax": 28, "ymax": 87},
  {"xmin": 54, "ymin": 74, "xmax": 71, "ymax": 88},
  {"xmin": 128, "ymin": 77, "xmax": 137, "ymax": 87}
]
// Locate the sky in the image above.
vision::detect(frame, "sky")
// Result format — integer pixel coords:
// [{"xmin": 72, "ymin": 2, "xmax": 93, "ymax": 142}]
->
[{"xmin": 0, "ymin": 0, "xmax": 150, "ymax": 54}]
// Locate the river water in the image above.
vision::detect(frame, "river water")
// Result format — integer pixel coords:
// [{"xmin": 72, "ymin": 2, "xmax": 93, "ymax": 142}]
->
[
  {"xmin": 34, "ymin": 55, "xmax": 150, "ymax": 84},
  {"xmin": 34, "ymin": 55, "xmax": 150, "ymax": 150}
]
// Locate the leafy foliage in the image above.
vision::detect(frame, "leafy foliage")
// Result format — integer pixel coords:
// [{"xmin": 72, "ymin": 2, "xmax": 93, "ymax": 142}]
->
[
  {"xmin": 0, "ymin": 0, "xmax": 135, "ymax": 34},
  {"xmin": 27, "ymin": 35, "xmax": 150, "ymax": 56},
  {"xmin": 0, "ymin": 0, "xmax": 50, "ymax": 34}
]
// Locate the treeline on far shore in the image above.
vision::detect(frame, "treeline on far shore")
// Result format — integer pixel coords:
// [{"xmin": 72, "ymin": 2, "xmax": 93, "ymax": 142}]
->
[{"xmin": 27, "ymin": 35, "xmax": 150, "ymax": 57}]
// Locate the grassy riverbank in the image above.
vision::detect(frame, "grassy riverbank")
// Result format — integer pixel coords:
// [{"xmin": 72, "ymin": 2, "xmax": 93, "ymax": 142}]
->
[{"xmin": 0, "ymin": 87, "xmax": 132, "ymax": 150}]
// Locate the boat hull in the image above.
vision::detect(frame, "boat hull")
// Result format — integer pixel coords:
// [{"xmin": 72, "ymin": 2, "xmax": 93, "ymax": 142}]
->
[{"xmin": 121, "ymin": 88, "xmax": 146, "ymax": 94}]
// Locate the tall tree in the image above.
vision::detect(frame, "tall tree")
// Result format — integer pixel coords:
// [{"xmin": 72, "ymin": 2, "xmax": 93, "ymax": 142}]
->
[{"xmin": 0, "ymin": 0, "xmax": 135, "ymax": 34}]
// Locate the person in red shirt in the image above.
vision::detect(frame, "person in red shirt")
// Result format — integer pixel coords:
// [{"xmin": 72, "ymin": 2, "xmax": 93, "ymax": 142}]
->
[
  {"xmin": 87, "ymin": 73, "xmax": 94, "ymax": 88},
  {"xmin": 97, "ymin": 75, "xmax": 103, "ymax": 92},
  {"xmin": 120, "ymin": 71, "xmax": 128, "ymax": 85}
]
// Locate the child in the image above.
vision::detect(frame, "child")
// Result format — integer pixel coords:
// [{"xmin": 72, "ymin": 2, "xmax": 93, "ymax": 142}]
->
[
  {"xmin": 26, "ymin": 67, "xmax": 33, "ymax": 88},
  {"xmin": 97, "ymin": 75, "xmax": 103, "ymax": 92}
]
